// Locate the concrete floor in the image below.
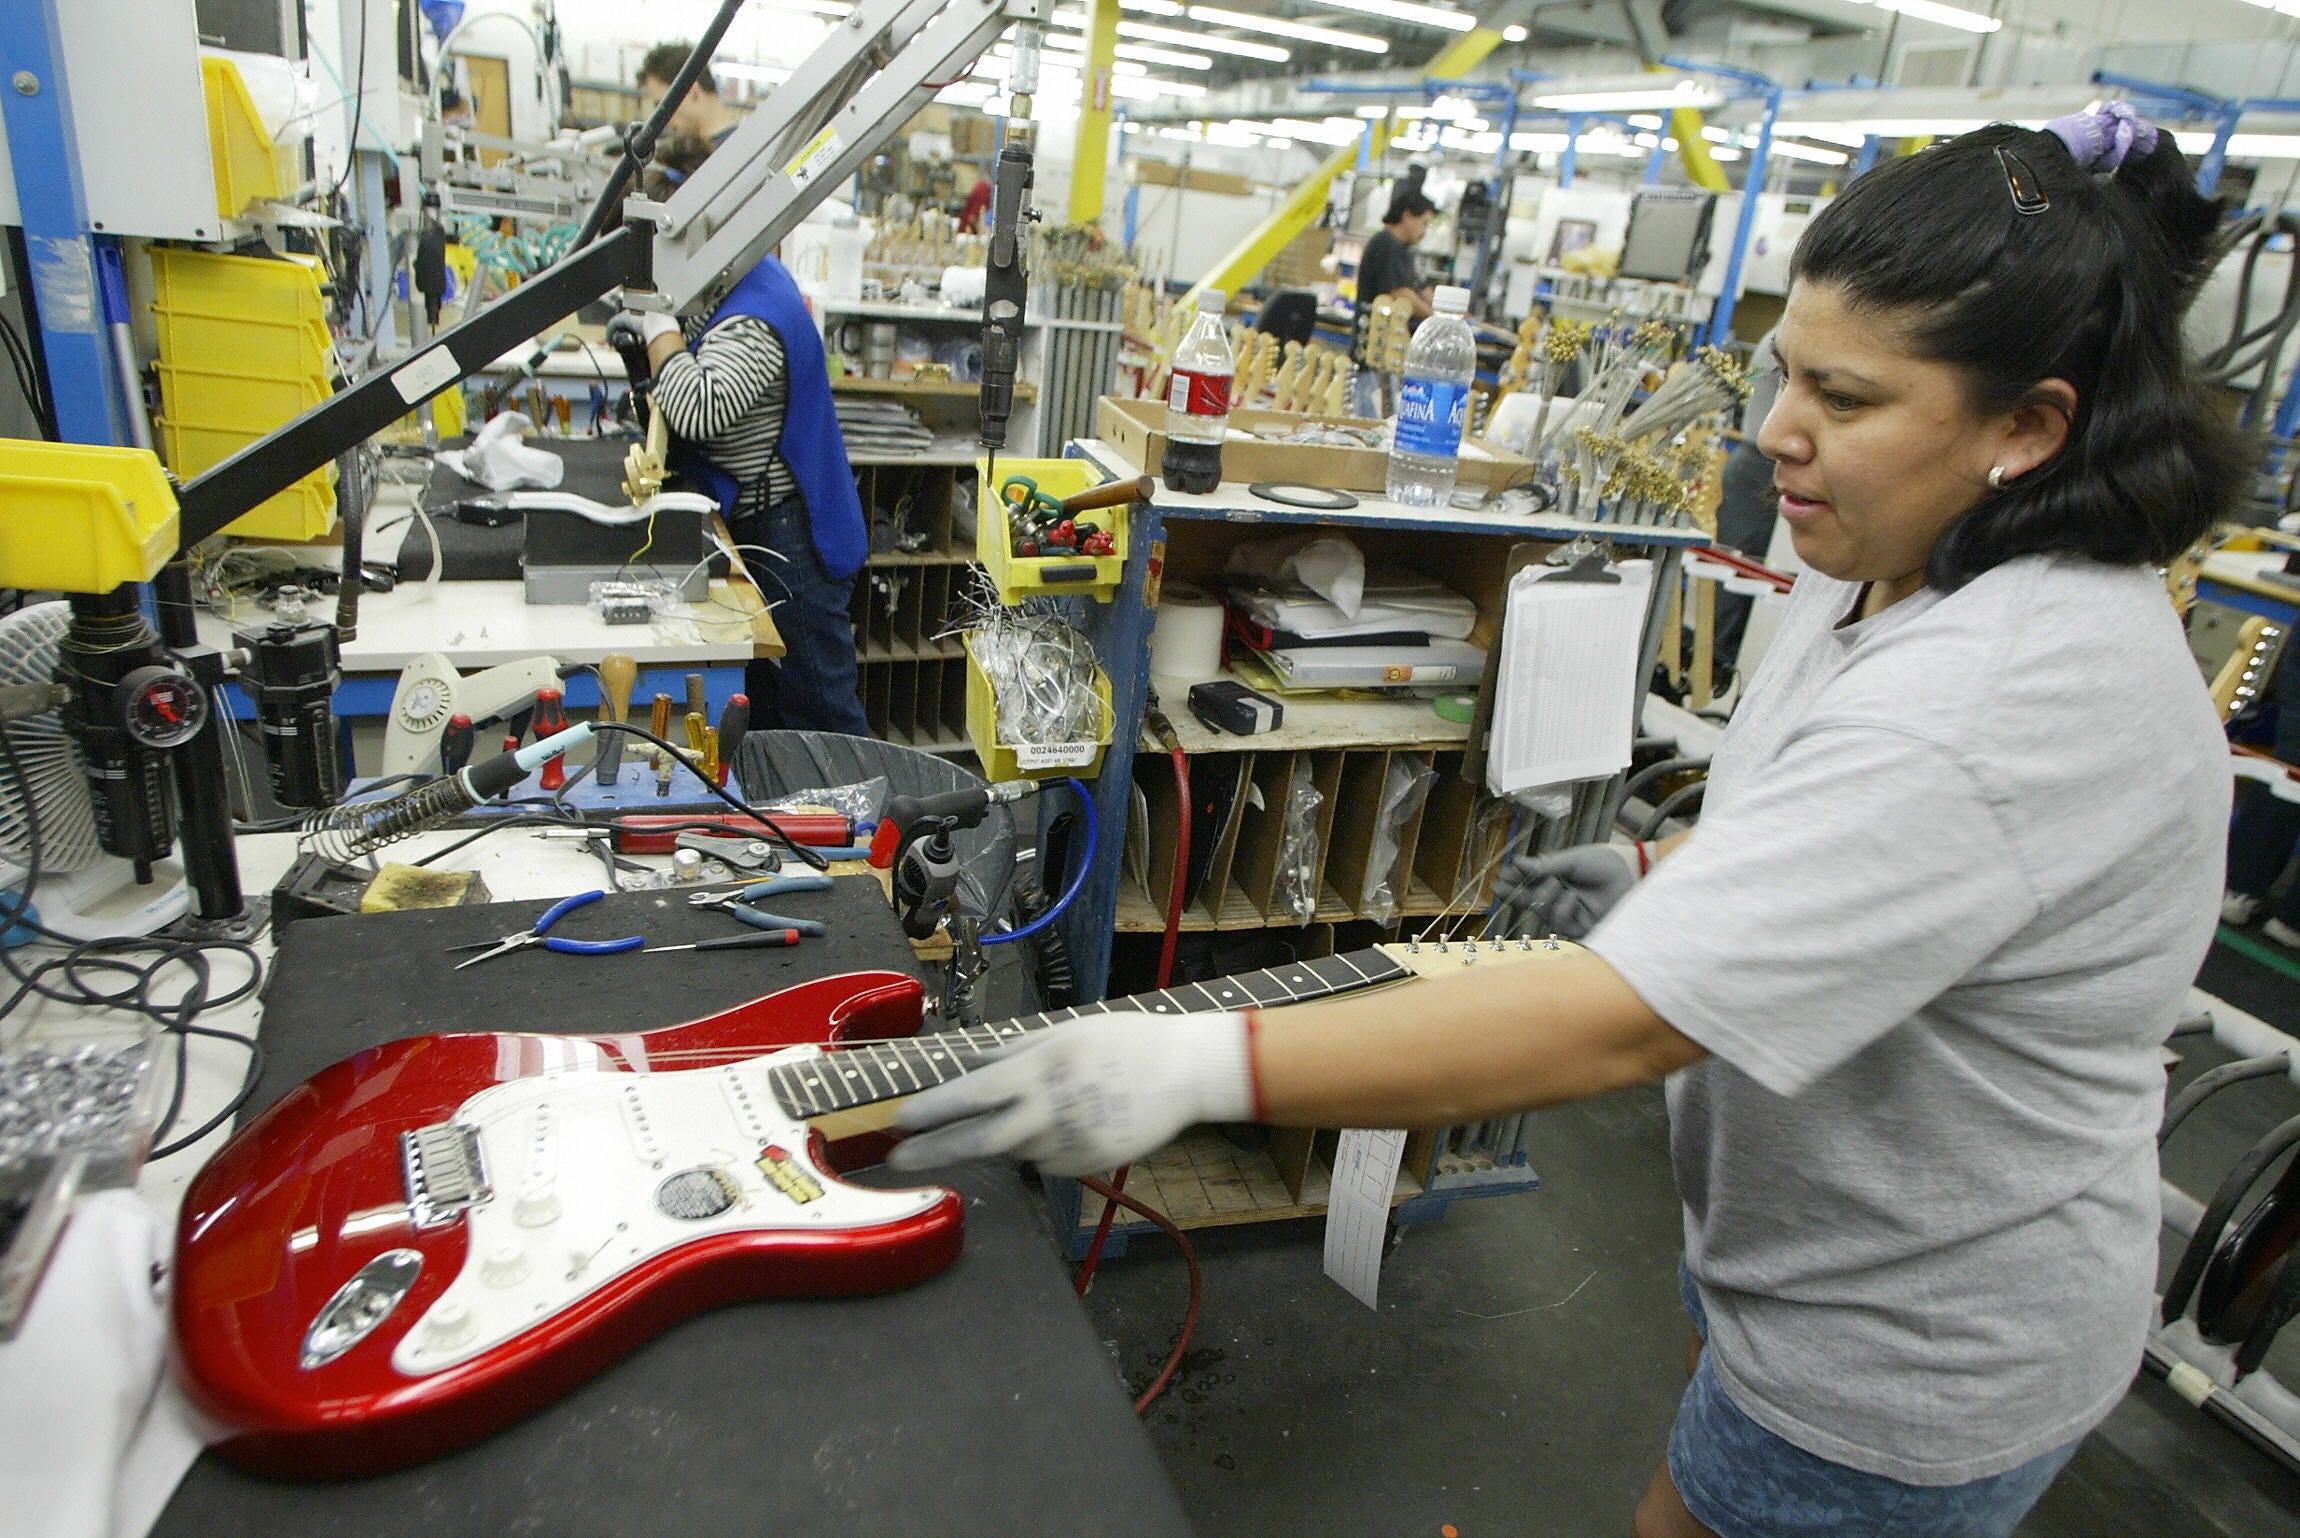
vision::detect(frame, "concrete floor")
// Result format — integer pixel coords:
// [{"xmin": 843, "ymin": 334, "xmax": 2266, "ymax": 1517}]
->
[{"xmin": 1068, "ymin": 948, "xmax": 2300, "ymax": 1538}]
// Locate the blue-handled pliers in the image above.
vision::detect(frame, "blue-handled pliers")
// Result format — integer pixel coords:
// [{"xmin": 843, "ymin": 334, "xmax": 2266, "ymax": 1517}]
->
[
  {"xmin": 448, "ymin": 891, "xmax": 647, "ymax": 969},
  {"xmin": 688, "ymin": 873, "xmax": 833, "ymax": 937}
]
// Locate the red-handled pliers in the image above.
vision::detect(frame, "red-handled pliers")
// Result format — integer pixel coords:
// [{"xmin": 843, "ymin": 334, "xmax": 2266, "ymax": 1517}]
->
[{"xmin": 447, "ymin": 890, "xmax": 646, "ymax": 969}]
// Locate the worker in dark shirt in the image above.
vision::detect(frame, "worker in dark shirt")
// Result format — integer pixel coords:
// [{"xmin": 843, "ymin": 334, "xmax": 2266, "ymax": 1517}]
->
[{"xmin": 1352, "ymin": 187, "xmax": 1437, "ymax": 414}]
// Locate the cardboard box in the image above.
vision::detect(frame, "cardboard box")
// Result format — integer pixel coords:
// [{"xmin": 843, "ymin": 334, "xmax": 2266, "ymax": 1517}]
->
[{"xmin": 1094, "ymin": 396, "xmax": 1535, "ymax": 496}]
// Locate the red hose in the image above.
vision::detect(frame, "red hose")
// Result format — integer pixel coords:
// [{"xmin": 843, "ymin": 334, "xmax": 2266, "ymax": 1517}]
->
[
  {"xmin": 1075, "ymin": 746, "xmax": 1192, "ymax": 1300},
  {"xmin": 1079, "ymin": 1174, "xmax": 1203, "ymax": 1415}
]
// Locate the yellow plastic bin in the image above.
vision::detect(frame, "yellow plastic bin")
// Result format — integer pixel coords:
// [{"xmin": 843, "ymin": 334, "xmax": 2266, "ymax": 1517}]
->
[
  {"xmin": 149, "ymin": 248, "xmax": 327, "ymax": 327},
  {"xmin": 155, "ymin": 365, "xmax": 329, "ymax": 431},
  {"xmin": 978, "ymin": 457, "xmax": 1129, "ymax": 605},
  {"xmin": 151, "ymin": 309, "xmax": 331, "ymax": 383},
  {"xmin": 0, "ymin": 442, "xmax": 180, "ymax": 590},
  {"xmin": 158, "ymin": 422, "xmax": 337, "ymax": 542},
  {"xmin": 963, "ymin": 633, "xmax": 1113, "ymax": 783},
  {"xmin": 201, "ymin": 55, "xmax": 290, "ymax": 220}
]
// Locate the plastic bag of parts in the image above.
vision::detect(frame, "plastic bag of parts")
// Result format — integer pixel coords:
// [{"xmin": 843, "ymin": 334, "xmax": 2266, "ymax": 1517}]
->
[
  {"xmin": 1271, "ymin": 756, "xmax": 1324, "ymax": 926},
  {"xmin": 758, "ymin": 776, "xmax": 891, "ymax": 828},
  {"xmin": 1361, "ymin": 753, "xmax": 1437, "ymax": 925}
]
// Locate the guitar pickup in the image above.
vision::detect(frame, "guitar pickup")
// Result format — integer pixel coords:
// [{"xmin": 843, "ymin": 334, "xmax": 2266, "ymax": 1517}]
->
[{"xmin": 402, "ymin": 1122, "xmax": 490, "ymax": 1230}]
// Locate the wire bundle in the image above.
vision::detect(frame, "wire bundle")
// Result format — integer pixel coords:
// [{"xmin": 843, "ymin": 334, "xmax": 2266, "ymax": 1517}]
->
[{"xmin": 959, "ymin": 596, "xmax": 1110, "ymax": 752}]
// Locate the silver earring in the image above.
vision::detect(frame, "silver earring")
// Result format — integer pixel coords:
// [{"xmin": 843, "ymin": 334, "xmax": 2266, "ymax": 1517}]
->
[{"xmin": 1987, "ymin": 465, "xmax": 2007, "ymax": 490}]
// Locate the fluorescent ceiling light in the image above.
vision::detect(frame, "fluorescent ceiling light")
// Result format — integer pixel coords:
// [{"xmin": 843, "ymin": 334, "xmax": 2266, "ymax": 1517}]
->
[
  {"xmin": 1185, "ymin": 5, "xmax": 1387, "ymax": 52},
  {"xmin": 1268, "ymin": 116, "xmax": 1366, "ymax": 144},
  {"xmin": 1628, "ymin": 113, "xmax": 1663, "ymax": 129},
  {"xmin": 1701, "ymin": 125, "xmax": 1731, "ymax": 143},
  {"xmin": 1119, "ymin": 0, "xmax": 1187, "ymax": 12},
  {"xmin": 1112, "ymin": 74, "xmax": 1208, "ymax": 98},
  {"xmin": 1765, "ymin": 139, "xmax": 1850, "ymax": 165},
  {"xmin": 1775, "ymin": 121, "xmax": 1870, "ymax": 147},
  {"xmin": 1711, "ymin": 146, "xmax": 1743, "ymax": 160},
  {"xmin": 1051, "ymin": 7, "xmax": 1292, "ymax": 58},
  {"xmin": 1355, "ymin": 104, "xmax": 1389, "ymax": 118},
  {"xmin": 1777, "ymin": 117, "xmax": 1994, "ymax": 139},
  {"xmin": 1531, "ymin": 78, "xmax": 1726, "ymax": 112},
  {"xmin": 1300, "ymin": 0, "xmax": 1477, "ymax": 31},
  {"xmin": 761, "ymin": 0, "xmax": 851, "ymax": 14},
  {"xmin": 1041, "ymin": 31, "xmax": 1215, "ymax": 68},
  {"xmin": 1502, "ymin": 23, "xmax": 1529, "ymax": 40},
  {"xmin": 2175, "ymin": 130, "xmax": 2300, "ymax": 158},
  {"xmin": 1866, "ymin": 0, "xmax": 2002, "ymax": 32}
]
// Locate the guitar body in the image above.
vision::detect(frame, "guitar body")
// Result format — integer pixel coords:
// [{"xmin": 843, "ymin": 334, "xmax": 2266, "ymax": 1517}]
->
[{"xmin": 173, "ymin": 970, "xmax": 961, "ymax": 1479}]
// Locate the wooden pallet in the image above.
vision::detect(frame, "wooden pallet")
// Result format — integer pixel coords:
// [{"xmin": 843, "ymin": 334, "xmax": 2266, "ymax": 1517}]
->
[{"xmin": 1073, "ymin": 1125, "xmax": 1429, "ymax": 1233}]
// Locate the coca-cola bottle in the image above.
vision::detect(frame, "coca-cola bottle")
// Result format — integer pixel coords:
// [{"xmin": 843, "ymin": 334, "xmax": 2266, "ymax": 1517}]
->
[{"xmin": 1163, "ymin": 288, "xmax": 1233, "ymax": 494}]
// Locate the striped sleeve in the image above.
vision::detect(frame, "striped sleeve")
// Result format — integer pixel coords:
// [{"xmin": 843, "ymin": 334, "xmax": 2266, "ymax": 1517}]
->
[{"xmin": 651, "ymin": 316, "xmax": 786, "ymax": 440}]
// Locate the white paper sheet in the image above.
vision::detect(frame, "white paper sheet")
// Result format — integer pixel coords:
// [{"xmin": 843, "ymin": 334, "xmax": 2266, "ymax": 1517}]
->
[
  {"xmin": 1322, "ymin": 1127, "xmax": 1409, "ymax": 1310},
  {"xmin": 1486, "ymin": 559, "xmax": 1653, "ymax": 794}
]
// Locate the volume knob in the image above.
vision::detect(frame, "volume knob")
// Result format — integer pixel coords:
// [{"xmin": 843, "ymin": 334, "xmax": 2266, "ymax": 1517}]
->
[
  {"xmin": 424, "ymin": 1300, "xmax": 473, "ymax": 1346},
  {"xmin": 480, "ymin": 1242, "xmax": 529, "ymax": 1287},
  {"xmin": 515, "ymin": 1184, "xmax": 561, "ymax": 1228}
]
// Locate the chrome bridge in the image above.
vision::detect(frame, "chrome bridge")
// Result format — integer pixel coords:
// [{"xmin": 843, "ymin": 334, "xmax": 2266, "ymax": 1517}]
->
[{"xmin": 402, "ymin": 1122, "xmax": 490, "ymax": 1229}]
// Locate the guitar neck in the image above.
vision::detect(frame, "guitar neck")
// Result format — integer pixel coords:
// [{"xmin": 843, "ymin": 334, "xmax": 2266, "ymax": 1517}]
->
[{"xmin": 781, "ymin": 949, "xmax": 1414, "ymax": 1140}]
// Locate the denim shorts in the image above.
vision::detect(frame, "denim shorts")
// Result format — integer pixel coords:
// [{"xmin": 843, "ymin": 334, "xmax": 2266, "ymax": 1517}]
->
[{"xmin": 1670, "ymin": 1263, "xmax": 2080, "ymax": 1538}]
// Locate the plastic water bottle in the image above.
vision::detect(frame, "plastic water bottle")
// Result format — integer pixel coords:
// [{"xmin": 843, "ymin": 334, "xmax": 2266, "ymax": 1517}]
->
[
  {"xmin": 1163, "ymin": 288, "xmax": 1233, "ymax": 494},
  {"xmin": 1387, "ymin": 285, "xmax": 1476, "ymax": 507}
]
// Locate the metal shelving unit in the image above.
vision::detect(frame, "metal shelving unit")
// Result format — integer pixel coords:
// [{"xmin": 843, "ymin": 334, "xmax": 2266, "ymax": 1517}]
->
[{"xmin": 1020, "ymin": 432, "xmax": 1709, "ymax": 1250}]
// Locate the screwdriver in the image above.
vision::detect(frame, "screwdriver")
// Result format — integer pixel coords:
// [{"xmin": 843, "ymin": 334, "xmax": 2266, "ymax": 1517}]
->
[
  {"xmin": 644, "ymin": 929, "xmax": 804, "ymax": 954},
  {"xmin": 440, "ymin": 713, "xmax": 475, "ymax": 775},
  {"xmin": 596, "ymin": 653, "xmax": 636, "ymax": 784},
  {"xmin": 650, "ymin": 692, "xmax": 674, "ymax": 740},
  {"xmin": 715, "ymin": 693, "xmax": 749, "ymax": 788}
]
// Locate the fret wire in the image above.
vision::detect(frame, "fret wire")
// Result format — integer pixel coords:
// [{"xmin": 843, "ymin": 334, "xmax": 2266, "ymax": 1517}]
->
[
  {"xmin": 837, "ymin": 1049, "xmax": 883, "ymax": 1103},
  {"xmin": 885, "ymin": 1040, "xmax": 924, "ymax": 1093},
  {"xmin": 1179, "ymin": 980, "xmax": 1229, "ymax": 1012},
  {"xmin": 855, "ymin": 1048, "xmax": 896, "ymax": 1101}
]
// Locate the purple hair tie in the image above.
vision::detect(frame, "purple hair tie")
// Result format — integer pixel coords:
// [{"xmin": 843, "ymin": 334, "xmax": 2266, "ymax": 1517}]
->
[{"xmin": 2045, "ymin": 101, "xmax": 2160, "ymax": 174}]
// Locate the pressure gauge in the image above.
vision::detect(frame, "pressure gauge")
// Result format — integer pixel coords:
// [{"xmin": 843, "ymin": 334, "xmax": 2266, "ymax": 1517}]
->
[{"xmin": 117, "ymin": 665, "xmax": 209, "ymax": 749}]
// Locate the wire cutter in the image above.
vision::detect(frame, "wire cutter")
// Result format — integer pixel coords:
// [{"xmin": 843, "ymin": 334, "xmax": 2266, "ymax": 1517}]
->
[
  {"xmin": 688, "ymin": 873, "xmax": 834, "ymax": 937},
  {"xmin": 448, "ymin": 891, "xmax": 646, "ymax": 969}
]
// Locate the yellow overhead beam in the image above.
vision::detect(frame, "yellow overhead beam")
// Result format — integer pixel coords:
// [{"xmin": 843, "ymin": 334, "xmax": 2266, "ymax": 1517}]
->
[
  {"xmin": 1672, "ymin": 108, "xmax": 1729, "ymax": 192},
  {"xmin": 1068, "ymin": 0, "xmax": 1122, "ymax": 224},
  {"xmin": 1184, "ymin": 26, "xmax": 1503, "ymax": 307}
]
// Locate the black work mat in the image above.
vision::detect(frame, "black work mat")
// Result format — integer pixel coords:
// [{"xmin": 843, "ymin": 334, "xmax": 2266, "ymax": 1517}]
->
[
  {"xmin": 155, "ymin": 881, "xmax": 1192, "ymax": 1538},
  {"xmin": 404, "ymin": 435, "xmax": 640, "ymax": 581}
]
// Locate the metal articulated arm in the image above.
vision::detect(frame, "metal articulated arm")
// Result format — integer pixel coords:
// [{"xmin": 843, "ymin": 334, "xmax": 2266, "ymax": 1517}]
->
[{"xmin": 172, "ymin": 0, "xmax": 1025, "ymax": 551}]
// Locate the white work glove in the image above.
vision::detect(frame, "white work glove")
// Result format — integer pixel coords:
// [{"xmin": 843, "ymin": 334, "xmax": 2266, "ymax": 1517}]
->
[
  {"xmin": 1493, "ymin": 841, "xmax": 1646, "ymax": 940},
  {"xmin": 887, "ymin": 1011, "xmax": 1259, "ymax": 1177},
  {"xmin": 632, "ymin": 309, "xmax": 682, "ymax": 346}
]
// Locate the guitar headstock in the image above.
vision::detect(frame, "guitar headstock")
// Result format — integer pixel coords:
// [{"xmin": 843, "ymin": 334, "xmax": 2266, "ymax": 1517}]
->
[
  {"xmin": 1364, "ymin": 297, "xmax": 1412, "ymax": 376},
  {"xmin": 1374, "ymin": 935, "xmax": 1583, "ymax": 981},
  {"xmin": 2211, "ymin": 615, "xmax": 2287, "ymax": 723}
]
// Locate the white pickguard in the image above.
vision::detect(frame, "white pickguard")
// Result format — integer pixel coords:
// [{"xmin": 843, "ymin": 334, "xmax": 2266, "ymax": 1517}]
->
[{"xmin": 393, "ymin": 1045, "xmax": 940, "ymax": 1377}]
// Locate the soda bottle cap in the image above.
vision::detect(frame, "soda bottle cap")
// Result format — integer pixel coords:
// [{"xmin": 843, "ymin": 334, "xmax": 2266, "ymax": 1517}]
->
[
  {"xmin": 1196, "ymin": 288, "xmax": 1226, "ymax": 313},
  {"xmin": 1434, "ymin": 286, "xmax": 1470, "ymax": 314}
]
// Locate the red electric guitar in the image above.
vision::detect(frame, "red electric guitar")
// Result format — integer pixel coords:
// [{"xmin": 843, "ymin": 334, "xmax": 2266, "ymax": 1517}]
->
[{"xmin": 173, "ymin": 941, "xmax": 1559, "ymax": 1477}]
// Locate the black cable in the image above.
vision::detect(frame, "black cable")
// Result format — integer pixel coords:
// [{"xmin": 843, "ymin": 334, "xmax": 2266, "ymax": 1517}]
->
[
  {"xmin": 0, "ymin": 728, "xmax": 266, "ymax": 1157},
  {"xmin": 0, "ymin": 316, "xmax": 49, "ymax": 436},
  {"xmin": 326, "ymin": 8, "xmax": 372, "ymax": 205},
  {"xmin": 587, "ymin": 722, "xmax": 831, "ymax": 870},
  {"xmin": 408, "ymin": 812, "xmax": 578, "ymax": 867},
  {"xmin": 573, "ymin": 0, "xmax": 747, "ymax": 249},
  {"xmin": 1637, "ymin": 780, "xmax": 1706, "ymax": 842}
]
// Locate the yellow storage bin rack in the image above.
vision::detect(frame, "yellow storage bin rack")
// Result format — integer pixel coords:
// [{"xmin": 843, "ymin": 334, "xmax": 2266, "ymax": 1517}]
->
[
  {"xmin": 0, "ymin": 442, "xmax": 180, "ymax": 590},
  {"xmin": 148, "ymin": 247, "xmax": 338, "ymax": 541},
  {"xmin": 201, "ymin": 55, "xmax": 290, "ymax": 220},
  {"xmin": 964, "ymin": 632, "xmax": 1113, "ymax": 783},
  {"xmin": 978, "ymin": 457, "xmax": 1129, "ymax": 605}
]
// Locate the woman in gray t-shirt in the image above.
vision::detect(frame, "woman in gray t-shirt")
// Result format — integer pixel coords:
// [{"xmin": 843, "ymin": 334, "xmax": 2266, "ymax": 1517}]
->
[{"xmin": 895, "ymin": 107, "xmax": 2248, "ymax": 1538}]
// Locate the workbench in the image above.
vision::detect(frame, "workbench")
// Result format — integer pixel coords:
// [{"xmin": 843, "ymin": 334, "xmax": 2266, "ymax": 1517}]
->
[
  {"xmin": 8, "ymin": 829, "xmax": 1191, "ymax": 1537},
  {"xmin": 198, "ymin": 433, "xmax": 785, "ymax": 755}
]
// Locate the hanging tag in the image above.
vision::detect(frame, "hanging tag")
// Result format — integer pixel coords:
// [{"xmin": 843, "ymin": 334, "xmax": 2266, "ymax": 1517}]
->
[{"xmin": 1322, "ymin": 1127, "xmax": 1408, "ymax": 1310}]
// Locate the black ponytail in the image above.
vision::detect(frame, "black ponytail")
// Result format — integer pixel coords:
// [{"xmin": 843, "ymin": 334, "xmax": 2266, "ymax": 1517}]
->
[{"xmin": 1791, "ymin": 123, "xmax": 2253, "ymax": 591}]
